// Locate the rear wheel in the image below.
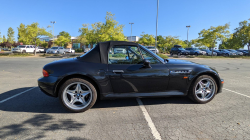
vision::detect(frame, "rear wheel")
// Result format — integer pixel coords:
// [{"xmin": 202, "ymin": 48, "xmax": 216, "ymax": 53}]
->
[
  {"xmin": 170, "ymin": 53, "xmax": 173, "ymax": 56},
  {"xmin": 22, "ymin": 50, "xmax": 26, "ymax": 53},
  {"xmin": 59, "ymin": 78, "xmax": 97, "ymax": 113},
  {"xmin": 188, "ymin": 75, "xmax": 217, "ymax": 104},
  {"xmin": 195, "ymin": 53, "xmax": 198, "ymax": 56}
]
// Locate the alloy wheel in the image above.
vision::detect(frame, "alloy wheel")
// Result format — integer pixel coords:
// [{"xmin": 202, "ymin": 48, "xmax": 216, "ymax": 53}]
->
[
  {"xmin": 195, "ymin": 78, "xmax": 215, "ymax": 101},
  {"xmin": 62, "ymin": 82, "xmax": 93, "ymax": 110}
]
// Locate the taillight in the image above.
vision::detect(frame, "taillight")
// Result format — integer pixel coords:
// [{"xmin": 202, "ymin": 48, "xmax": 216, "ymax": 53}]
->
[{"xmin": 43, "ymin": 69, "xmax": 49, "ymax": 77}]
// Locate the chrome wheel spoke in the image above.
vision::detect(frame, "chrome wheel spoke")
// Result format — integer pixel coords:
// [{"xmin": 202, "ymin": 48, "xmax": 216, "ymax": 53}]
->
[
  {"xmin": 70, "ymin": 97, "xmax": 77, "ymax": 104},
  {"xmin": 81, "ymin": 91, "xmax": 90, "ymax": 97},
  {"xmin": 75, "ymin": 83, "xmax": 82, "ymax": 93},
  {"xmin": 79, "ymin": 97, "xmax": 87, "ymax": 105},
  {"xmin": 67, "ymin": 90, "xmax": 75, "ymax": 96}
]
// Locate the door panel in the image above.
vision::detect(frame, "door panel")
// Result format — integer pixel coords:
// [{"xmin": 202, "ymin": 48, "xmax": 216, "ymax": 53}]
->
[{"xmin": 108, "ymin": 64, "xmax": 169, "ymax": 93}]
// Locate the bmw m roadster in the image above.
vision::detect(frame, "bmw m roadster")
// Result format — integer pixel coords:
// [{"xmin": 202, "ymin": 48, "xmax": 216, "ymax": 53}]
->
[{"xmin": 38, "ymin": 41, "xmax": 224, "ymax": 112}]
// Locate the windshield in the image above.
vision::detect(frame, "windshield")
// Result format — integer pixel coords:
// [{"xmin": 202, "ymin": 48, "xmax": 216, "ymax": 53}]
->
[
  {"xmin": 140, "ymin": 45, "xmax": 164, "ymax": 62},
  {"xmin": 51, "ymin": 47, "xmax": 58, "ymax": 49},
  {"xmin": 178, "ymin": 48, "xmax": 185, "ymax": 50},
  {"xmin": 18, "ymin": 45, "xmax": 25, "ymax": 48}
]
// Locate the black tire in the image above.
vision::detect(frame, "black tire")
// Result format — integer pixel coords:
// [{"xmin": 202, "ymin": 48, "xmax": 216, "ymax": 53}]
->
[
  {"xmin": 170, "ymin": 53, "xmax": 173, "ymax": 56},
  {"xmin": 188, "ymin": 75, "xmax": 217, "ymax": 104},
  {"xmin": 177, "ymin": 53, "xmax": 181, "ymax": 57},
  {"xmin": 195, "ymin": 53, "xmax": 198, "ymax": 56},
  {"xmin": 59, "ymin": 78, "xmax": 97, "ymax": 113}
]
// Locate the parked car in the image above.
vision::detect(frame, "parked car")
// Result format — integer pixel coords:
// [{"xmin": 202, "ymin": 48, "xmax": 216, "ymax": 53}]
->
[
  {"xmin": 1, "ymin": 48, "xmax": 10, "ymax": 51},
  {"xmin": 114, "ymin": 48, "xmax": 126, "ymax": 54},
  {"xmin": 218, "ymin": 49, "xmax": 236, "ymax": 56},
  {"xmin": 200, "ymin": 49, "xmax": 217, "ymax": 56},
  {"xmin": 46, "ymin": 47, "xmax": 66, "ymax": 54},
  {"xmin": 145, "ymin": 46, "xmax": 159, "ymax": 54},
  {"xmin": 236, "ymin": 50, "xmax": 249, "ymax": 56},
  {"xmin": 12, "ymin": 45, "xmax": 36, "ymax": 53},
  {"xmin": 226, "ymin": 49, "xmax": 243, "ymax": 56},
  {"xmin": 213, "ymin": 50, "xmax": 223, "ymax": 56},
  {"xmin": 84, "ymin": 48, "xmax": 91, "ymax": 53},
  {"xmin": 185, "ymin": 48, "xmax": 206, "ymax": 56},
  {"xmin": 38, "ymin": 41, "xmax": 224, "ymax": 113},
  {"xmin": 170, "ymin": 47, "xmax": 190, "ymax": 56},
  {"xmin": 36, "ymin": 47, "xmax": 45, "ymax": 53},
  {"xmin": 65, "ymin": 48, "xmax": 75, "ymax": 53}
]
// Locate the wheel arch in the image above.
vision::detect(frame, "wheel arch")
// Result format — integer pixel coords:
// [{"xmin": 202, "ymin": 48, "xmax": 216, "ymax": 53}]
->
[
  {"xmin": 54, "ymin": 74, "xmax": 101, "ymax": 99},
  {"xmin": 187, "ymin": 71, "xmax": 221, "ymax": 94}
]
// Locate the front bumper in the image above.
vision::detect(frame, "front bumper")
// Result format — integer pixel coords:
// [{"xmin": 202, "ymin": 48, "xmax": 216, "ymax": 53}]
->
[
  {"xmin": 218, "ymin": 79, "xmax": 224, "ymax": 93},
  {"xmin": 38, "ymin": 76, "xmax": 59, "ymax": 97}
]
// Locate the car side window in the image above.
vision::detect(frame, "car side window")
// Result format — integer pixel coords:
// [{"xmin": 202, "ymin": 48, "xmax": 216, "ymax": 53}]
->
[
  {"xmin": 140, "ymin": 48, "xmax": 161, "ymax": 64},
  {"xmin": 108, "ymin": 46, "xmax": 143, "ymax": 64}
]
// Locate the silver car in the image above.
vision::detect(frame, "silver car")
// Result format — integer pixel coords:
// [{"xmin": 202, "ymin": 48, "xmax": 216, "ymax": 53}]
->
[
  {"xmin": 46, "ymin": 47, "xmax": 66, "ymax": 54},
  {"xmin": 146, "ymin": 46, "xmax": 159, "ymax": 54},
  {"xmin": 227, "ymin": 49, "xmax": 243, "ymax": 56}
]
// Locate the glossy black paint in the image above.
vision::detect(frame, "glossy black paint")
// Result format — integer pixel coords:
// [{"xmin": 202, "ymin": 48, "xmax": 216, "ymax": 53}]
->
[{"xmin": 38, "ymin": 41, "xmax": 223, "ymax": 100}]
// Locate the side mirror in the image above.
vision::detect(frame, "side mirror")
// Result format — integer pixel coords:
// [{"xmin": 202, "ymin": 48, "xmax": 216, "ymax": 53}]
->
[{"xmin": 143, "ymin": 59, "xmax": 151, "ymax": 68}]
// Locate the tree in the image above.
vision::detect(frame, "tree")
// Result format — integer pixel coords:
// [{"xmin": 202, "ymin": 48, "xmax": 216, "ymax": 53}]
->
[
  {"xmin": 59, "ymin": 31, "xmax": 71, "ymax": 47},
  {"xmin": 41, "ymin": 41, "xmax": 48, "ymax": 48},
  {"xmin": 18, "ymin": 23, "xmax": 52, "ymax": 45},
  {"xmin": 7, "ymin": 27, "xmax": 15, "ymax": 43},
  {"xmin": 78, "ymin": 12, "xmax": 126, "ymax": 47},
  {"xmin": 54, "ymin": 36, "xmax": 70, "ymax": 47},
  {"xmin": 138, "ymin": 33, "xmax": 155, "ymax": 46},
  {"xmin": 3, "ymin": 35, "xmax": 7, "ymax": 42},
  {"xmin": 231, "ymin": 19, "xmax": 250, "ymax": 52},
  {"xmin": 0, "ymin": 31, "xmax": 2, "ymax": 43},
  {"xmin": 197, "ymin": 23, "xmax": 230, "ymax": 55},
  {"xmin": 17, "ymin": 22, "xmax": 52, "ymax": 55}
]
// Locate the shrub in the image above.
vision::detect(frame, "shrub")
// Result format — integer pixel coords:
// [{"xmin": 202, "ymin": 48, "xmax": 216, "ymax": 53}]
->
[
  {"xmin": 112, "ymin": 54, "xmax": 127, "ymax": 57},
  {"xmin": 75, "ymin": 49, "xmax": 83, "ymax": 52}
]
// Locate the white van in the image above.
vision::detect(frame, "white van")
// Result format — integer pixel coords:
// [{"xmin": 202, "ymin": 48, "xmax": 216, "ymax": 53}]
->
[{"xmin": 12, "ymin": 45, "xmax": 36, "ymax": 53}]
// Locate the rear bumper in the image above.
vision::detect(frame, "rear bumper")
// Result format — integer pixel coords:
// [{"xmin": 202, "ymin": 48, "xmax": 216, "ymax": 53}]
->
[{"xmin": 38, "ymin": 76, "xmax": 59, "ymax": 97}]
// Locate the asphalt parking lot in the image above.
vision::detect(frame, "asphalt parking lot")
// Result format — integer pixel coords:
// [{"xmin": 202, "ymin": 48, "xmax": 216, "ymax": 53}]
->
[{"xmin": 0, "ymin": 57, "xmax": 250, "ymax": 140}]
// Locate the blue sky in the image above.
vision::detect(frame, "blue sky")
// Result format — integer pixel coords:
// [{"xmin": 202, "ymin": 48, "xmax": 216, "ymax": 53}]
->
[{"xmin": 1, "ymin": 0, "xmax": 250, "ymax": 47}]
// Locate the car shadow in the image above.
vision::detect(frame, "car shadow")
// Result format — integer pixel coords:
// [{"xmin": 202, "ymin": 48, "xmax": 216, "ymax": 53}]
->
[
  {"xmin": 0, "ymin": 113, "xmax": 86, "ymax": 139},
  {"xmin": 0, "ymin": 87, "xmax": 194, "ymax": 113}
]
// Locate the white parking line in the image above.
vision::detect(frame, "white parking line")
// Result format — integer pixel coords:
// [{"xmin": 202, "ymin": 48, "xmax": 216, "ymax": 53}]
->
[
  {"xmin": 136, "ymin": 98, "xmax": 162, "ymax": 140},
  {"xmin": 223, "ymin": 88, "xmax": 250, "ymax": 98},
  {"xmin": 0, "ymin": 87, "xmax": 37, "ymax": 104}
]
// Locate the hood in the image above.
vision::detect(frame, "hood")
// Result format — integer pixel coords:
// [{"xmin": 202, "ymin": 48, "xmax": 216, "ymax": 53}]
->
[{"xmin": 167, "ymin": 59, "xmax": 197, "ymax": 65}]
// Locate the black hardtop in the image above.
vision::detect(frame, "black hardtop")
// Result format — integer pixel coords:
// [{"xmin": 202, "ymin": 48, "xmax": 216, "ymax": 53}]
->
[{"xmin": 80, "ymin": 41, "xmax": 139, "ymax": 64}]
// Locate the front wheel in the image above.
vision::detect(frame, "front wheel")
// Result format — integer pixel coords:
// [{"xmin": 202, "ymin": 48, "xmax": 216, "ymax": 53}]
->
[
  {"xmin": 188, "ymin": 75, "xmax": 217, "ymax": 104},
  {"xmin": 59, "ymin": 78, "xmax": 97, "ymax": 113}
]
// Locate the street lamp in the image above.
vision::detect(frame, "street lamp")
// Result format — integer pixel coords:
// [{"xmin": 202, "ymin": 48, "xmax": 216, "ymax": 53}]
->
[
  {"xmin": 129, "ymin": 23, "xmax": 134, "ymax": 42},
  {"xmin": 155, "ymin": 0, "xmax": 159, "ymax": 53},
  {"xmin": 186, "ymin": 25, "xmax": 190, "ymax": 47},
  {"xmin": 51, "ymin": 21, "xmax": 56, "ymax": 46}
]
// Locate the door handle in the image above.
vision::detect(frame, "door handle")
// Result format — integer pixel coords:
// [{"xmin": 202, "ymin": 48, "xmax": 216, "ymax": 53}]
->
[{"xmin": 113, "ymin": 70, "xmax": 124, "ymax": 73}]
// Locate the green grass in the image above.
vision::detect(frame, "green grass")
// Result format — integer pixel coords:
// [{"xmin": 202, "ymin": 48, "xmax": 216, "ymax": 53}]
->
[
  {"xmin": 157, "ymin": 53, "xmax": 168, "ymax": 59},
  {"xmin": 0, "ymin": 53, "xmax": 32, "ymax": 57},
  {"xmin": 0, "ymin": 53, "xmax": 10, "ymax": 56}
]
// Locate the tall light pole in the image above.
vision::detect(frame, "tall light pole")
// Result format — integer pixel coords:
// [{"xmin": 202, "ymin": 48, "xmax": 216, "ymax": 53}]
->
[
  {"xmin": 155, "ymin": 0, "xmax": 159, "ymax": 53},
  {"xmin": 186, "ymin": 25, "xmax": 190, "ymax": 47},
  {"xmin": 129, "ymin": 23, "xmax": 134, "ymax": 42},
  {"xmin": 51, "ymin": 21, "xmax": 56, "ymax": 46}
]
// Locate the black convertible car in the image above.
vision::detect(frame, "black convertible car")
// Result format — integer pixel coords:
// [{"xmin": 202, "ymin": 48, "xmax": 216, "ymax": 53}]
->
[{"xmin": 38, "ymin": 41, "xmax": 224, "ymax": 112}]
